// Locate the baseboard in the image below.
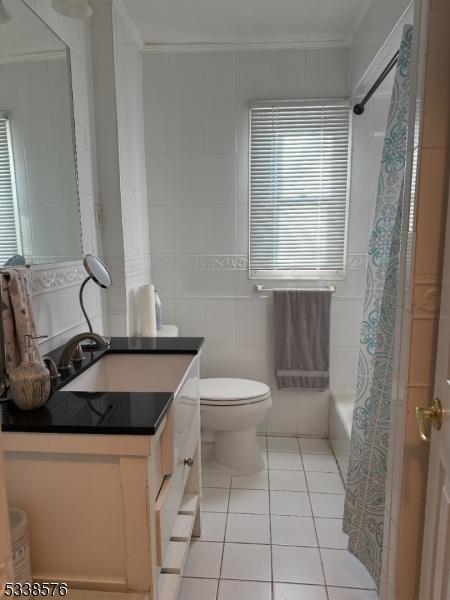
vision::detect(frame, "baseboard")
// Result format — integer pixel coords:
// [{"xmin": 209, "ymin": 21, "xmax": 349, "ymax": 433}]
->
[{"xmin": 33, "ymin": 573, "xmax": 128, "ymax": 593}]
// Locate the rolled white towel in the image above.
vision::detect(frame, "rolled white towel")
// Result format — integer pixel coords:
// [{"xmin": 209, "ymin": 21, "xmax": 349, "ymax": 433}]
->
[{"xmin": 139, "ymin": 284, "xmax": 157, "ymax": 336}]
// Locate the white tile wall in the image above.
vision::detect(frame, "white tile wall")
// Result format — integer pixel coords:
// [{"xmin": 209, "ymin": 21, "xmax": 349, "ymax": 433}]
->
[
  {"xmin": 91, "ymin": 1, "xmax": 151, "ymax": 336},
  {"xmin": 142, "ymin": 48, "xmax": 388, "ymax": 436},
  {"xmin": 90, "ymin": 0, "xmax": 126, "ymax": 336},
  {"xmin": 112, "ymin": 5, "xmax": 151, "ymax": 334}
]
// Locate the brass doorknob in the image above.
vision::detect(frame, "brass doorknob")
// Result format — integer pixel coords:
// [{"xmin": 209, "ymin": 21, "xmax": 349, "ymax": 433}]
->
[{"xmin": 415, "ymin": 398, "xmax": 443, "ymax": 442}]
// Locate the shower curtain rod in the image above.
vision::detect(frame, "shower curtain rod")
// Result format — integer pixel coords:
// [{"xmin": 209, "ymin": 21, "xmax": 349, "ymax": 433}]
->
[{"xmin": 353, "ymin": 50, "xmax": 399, "ymax": 116}]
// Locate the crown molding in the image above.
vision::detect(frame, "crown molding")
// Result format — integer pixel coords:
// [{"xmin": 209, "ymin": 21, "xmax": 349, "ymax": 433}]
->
[
  {"xmin": 142, "ymin": 36, "xmax": 352, "ymax": 54},
  {"xmin": 0, "ymin": 50, "xmax": 66, "ymax": 65},
  {"xmin": 113, "ymin": 0, "xmax": 144, "ymax": 50},
  {"xmin": 104, "ymin": 0, "xmax": 383, "ymax": 57}
]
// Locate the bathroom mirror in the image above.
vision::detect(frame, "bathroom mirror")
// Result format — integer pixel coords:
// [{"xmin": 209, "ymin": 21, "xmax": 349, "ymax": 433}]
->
[{"xmin": 0, "ymin": 0, "xmax": 82, "ymax": 266}]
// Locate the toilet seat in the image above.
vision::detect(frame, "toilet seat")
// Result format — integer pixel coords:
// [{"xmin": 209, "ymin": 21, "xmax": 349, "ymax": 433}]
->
[{"xmin": 200, "ymin": 378, "xmax": 271, "ymax": 406}]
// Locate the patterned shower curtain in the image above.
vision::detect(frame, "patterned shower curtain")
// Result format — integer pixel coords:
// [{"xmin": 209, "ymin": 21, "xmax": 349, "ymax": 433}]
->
[{"xmin": 343, "ymin": 24, "xmax": 413, "ymax": 588}]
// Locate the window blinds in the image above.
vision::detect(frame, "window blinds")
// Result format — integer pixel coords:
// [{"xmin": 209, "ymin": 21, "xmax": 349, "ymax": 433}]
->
[
  {"xmin": 0, "ymin": 114, "xmax": 21, "ymax": 266},
  {"xmin": 249, "ymin": 100, "xmax": 351, "ymax": 279}
]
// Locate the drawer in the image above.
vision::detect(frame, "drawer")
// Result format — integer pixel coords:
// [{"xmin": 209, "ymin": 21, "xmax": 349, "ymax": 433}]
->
[
  {"xmin": 155, "ymin": 410, "xmax": 200, "ymax": 566},
  {"xmin": 160, "ymin": 356, "xmax": 200, "ymax": 476},
  {"xmin": 158, "ymin": 573, "xmax": 180, "ymax": 600},
  {"xmin": 161, "ymin": 540, "xmax": 189, "ymax": 574},
  {"xmin": 178, "ymin": 493, "xmax": 199, "ymax": 515},
  {"xmin": 171, "ymin": 514, "xmax": 195, "ymax": 541},
  {"xmin": 150, "ymin": 432, "xmax": 165, "ymax": 501}
]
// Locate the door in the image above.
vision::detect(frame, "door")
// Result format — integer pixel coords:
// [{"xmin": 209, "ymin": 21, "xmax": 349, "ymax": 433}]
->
[
  {"xmin": 0, "ymin": 429, "xmax": 13, "ymax": 596},
  {"xmin": 418, "ymin": 183, "xmax": 450, "ymax": 599}
]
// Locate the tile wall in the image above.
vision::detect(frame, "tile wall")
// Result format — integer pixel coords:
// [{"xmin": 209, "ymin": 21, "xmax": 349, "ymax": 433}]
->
[
  {"xmin": 143, "ymin": 49, "xmax": 389, "ymax": 436},
  {"xmin": 113, "ymin": 4, "xmax": 152, "ymax": 334},
  {"xmin": 90, "ymin": 0, "xmax": 127, "ymax": 336},
  {"xmin": 90, "ymin": 0, "xmax": 151, "ymax": 336}
]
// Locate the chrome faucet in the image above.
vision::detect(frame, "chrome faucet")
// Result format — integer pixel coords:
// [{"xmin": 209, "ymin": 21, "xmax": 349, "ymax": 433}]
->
[
  {"xmin": 58, "ymin": 333, "xmax": 107, "ymax": 372},
  {"xmin": 43, "ymin": 356, "xmax": 60, "ymax": 383}
]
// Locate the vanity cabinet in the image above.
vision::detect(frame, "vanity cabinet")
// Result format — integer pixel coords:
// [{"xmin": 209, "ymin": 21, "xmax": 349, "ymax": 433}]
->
[{"xmin": 1, "ymin": 354, "xmax": 202, "ymax": 599}]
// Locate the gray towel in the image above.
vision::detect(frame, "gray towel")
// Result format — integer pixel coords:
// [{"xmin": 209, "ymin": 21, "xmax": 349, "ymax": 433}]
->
[{"xmin": 273, "ymin": 290, "xmax": 331, "ymax": 390}]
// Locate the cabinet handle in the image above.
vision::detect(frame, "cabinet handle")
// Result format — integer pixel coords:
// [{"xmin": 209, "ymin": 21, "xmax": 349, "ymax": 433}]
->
[{"xmin": 184, "ymin": 457, "xmax": 194, "ymax": 467}]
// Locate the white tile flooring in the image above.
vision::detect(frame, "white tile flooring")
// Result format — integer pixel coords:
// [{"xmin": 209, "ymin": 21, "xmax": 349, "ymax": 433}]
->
[{"xmin": 179, "ymin": 436, "xmax": 377, "ymax": 600}]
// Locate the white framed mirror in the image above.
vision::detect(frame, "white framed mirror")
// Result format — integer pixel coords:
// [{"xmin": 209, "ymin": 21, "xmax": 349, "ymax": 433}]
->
[{"xmin": 0, "ymin": 0, "xmax": 82, "ymax": 266}]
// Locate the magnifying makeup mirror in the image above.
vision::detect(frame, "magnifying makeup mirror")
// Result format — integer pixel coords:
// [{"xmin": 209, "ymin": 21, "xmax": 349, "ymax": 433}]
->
[
  {"xmin": 83, "ymin": 254, "xmax": 112, "ymax": 289},
  {"xmin": 79, "ymin": 254, "xmax": 112, "ymax": 349}
]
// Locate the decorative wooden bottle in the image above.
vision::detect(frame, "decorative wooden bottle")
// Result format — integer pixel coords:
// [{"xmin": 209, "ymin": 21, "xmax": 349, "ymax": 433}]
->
[{"xmin": 9, "ymin": 335, "xmax": 50, "ymax": 411}]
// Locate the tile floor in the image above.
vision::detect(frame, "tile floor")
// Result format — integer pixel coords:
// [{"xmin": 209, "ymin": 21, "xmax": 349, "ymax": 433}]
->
[{"xmin": 179, "ymin": 436, "xmax": 377, "ymax": 600}]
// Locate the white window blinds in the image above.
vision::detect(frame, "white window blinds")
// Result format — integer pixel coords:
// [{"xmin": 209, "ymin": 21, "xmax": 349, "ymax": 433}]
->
[
  {"xmin": 0, "ymin": 114, "xmax": 21, "ymax": 266},
  {"xmin": 249, "ymin": 100, "xmax": 351, "ymax": 279}
]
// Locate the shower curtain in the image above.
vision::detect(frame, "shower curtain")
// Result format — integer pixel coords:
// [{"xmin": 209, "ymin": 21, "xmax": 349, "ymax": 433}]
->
[{"xmin": 343, "ymin": 24, "xmax": 413, "ymax": 587}]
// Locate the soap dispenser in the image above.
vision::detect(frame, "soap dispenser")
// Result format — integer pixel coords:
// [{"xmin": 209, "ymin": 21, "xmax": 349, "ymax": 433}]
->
[{"xmin": 9, "ymin": 335, "xmax": 51, "ymax": 410}]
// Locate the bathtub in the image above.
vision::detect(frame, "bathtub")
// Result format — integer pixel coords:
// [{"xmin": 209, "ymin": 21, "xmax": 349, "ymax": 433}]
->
[{"xmin": 329, "ymin": 391, "xmax": 354, "ymax": 482}]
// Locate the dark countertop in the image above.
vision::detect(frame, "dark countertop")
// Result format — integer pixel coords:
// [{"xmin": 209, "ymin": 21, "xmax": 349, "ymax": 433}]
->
[{"xmin": 0, "ymin": 337, "xmax": 204, "ymax": 436}]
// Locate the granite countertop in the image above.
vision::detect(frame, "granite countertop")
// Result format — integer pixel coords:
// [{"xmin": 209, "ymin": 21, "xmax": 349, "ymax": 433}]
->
[{"xmin": 0, "ymin": 337, "xmax": 204, "ymax": 436}]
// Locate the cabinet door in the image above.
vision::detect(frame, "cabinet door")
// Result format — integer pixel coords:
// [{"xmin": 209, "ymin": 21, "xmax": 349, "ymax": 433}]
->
[{"xmin": 0, "ymin": 429, "xmax": 13, "ymax": 596}]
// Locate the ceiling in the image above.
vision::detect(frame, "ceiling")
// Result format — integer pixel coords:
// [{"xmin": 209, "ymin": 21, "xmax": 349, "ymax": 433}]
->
[
  {"xmin": 0, "ymin": 0, "xmax": 65, "ymax": 60},
  {"xmin": 123, "ymin": 0, "xmax": 374, "ymax": 48}
]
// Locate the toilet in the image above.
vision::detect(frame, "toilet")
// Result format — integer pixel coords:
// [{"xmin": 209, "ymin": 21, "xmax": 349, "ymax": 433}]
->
[{"xmin": 199, "ymin": 378, "xmax": 272, "ymax": 476}]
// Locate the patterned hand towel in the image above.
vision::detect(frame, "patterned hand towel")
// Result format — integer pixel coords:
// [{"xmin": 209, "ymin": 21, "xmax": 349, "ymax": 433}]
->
[
  {"xmin": 1, "ymin": 267, "xmax": 40, "ymax": 374},
  {"xmin": 273, "ymin": 290, "xmax": 331, "ymax": 390}
]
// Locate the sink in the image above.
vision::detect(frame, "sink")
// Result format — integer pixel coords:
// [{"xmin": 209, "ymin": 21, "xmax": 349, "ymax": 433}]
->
[{"xmin": 60, "ymin": 353, "xmax": 193, "ymax": 393}]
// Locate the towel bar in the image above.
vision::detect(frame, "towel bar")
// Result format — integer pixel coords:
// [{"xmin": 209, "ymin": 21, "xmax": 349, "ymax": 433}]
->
[{"xmin": 255, "ymin": 284, "xmax": 335, "ymax": 293}]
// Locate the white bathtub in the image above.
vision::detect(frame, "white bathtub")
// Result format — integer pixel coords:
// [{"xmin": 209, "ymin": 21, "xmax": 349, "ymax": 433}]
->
[{"xmin": 329, "ymin": 391, "xmax": 354, "ymax": 482}]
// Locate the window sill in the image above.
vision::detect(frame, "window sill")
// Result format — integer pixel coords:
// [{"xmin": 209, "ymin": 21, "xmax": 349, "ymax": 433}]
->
[{"xmin": 249, "ymin": 270, "xmax": 346, "ymax": 281}]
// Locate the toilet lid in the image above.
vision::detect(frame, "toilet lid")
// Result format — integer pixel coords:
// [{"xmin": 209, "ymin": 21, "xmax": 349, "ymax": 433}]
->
[{"xmin": 199, "ymin": 378, "xmax": 271, "ymax": 404}]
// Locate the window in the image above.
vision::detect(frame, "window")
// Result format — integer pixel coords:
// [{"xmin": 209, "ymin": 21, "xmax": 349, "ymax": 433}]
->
[
  {"xmin": 248, "ymin": 100, "xmax": 351, "ymax": 279},
  {"xmin": 0, "ymin": 113, "xmax": 21, "ymax": 265}
]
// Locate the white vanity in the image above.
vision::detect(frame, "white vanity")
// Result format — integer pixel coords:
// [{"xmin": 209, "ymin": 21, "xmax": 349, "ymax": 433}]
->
[{"xmin": 1, "ymin": 343, "xmax": 203, "ymax": 600}]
